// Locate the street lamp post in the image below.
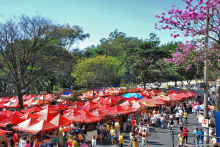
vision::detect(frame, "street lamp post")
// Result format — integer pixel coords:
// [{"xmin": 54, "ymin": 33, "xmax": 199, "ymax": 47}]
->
[
  {"xmin": 204, "ymin": 8, "xmax": 209, "ymax": 146},
  {"xmin": 40, "ymin": 82, "xmax": 48, "ymax": 106}
]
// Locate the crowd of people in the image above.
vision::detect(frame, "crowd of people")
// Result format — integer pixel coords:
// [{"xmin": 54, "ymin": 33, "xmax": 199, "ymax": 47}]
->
[{"xmin": 0, "ymin": 91, "xmax": 218, "ymax": 147}]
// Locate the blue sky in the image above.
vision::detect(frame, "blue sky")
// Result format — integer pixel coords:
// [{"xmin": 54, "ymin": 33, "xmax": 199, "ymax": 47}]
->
[{"xmin": 0, "ymin": 0, "xmax": 189, "ymax": 49}]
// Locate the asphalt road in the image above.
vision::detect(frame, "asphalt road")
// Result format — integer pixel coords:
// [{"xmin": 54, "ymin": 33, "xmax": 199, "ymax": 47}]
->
[{"xmin": 92, "ymin": 113, "xmax": 202, "ymax": 147}]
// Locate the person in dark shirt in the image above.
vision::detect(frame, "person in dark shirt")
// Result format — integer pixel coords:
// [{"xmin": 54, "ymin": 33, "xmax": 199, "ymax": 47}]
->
[{"xmin": 81, "ymin": 126, "xmax": 87, "ymax": 143}]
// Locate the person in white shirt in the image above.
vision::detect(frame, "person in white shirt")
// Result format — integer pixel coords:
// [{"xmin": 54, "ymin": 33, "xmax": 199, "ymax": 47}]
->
[
  {"xmin": 176, "ymin": 112, "xmax": 180, "ymax": 125},
  {"xmin": 179, "ymin": 109, "xmax": 183, "ymax": 120},
  {"xmin": 137, "ymin": 123, "xmax": 143, "ymax": 142},
  {"xmin": 150, "ymin": 116, "xmax": 156, "ymax": 128}
]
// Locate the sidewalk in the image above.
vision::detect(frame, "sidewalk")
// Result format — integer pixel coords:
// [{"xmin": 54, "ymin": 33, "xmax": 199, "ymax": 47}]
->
[{"xmin": 95, "ymin": 113, "xmax": 201, "ymax": 147}]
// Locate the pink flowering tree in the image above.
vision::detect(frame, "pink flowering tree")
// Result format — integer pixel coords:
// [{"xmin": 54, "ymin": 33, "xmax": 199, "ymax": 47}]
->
[{"xmin": 155, "ymin": 0, "xmax": 220, "ymax": 70}]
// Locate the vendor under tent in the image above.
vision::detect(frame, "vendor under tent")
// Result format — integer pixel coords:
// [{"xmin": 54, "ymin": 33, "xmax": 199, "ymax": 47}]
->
[
  {"xmin": 0, "ymin": 111, "xmax": 26, "ymax": 127},
  {"xmin": 91, "ymin": 109, "xmax": 106, "ymax": 118},
  {"xmin": 68, "ymin": 101, "xmax": 84, "ymax": 109},
  {"xmin": 0, "ymin": 129, "xmax": 12, "ymax": 135},
  {"xmin": 21, "ymin": 112, "xmax": 41, "ymax": 119},
  {"xmin": 21, "ymin": 106, "xmax": 43, "ymax": 113},
  {"xmin": 122, "ymin": 93, "xmax": 143, "ymax": 99},
  {"xmin": 24, "ymin": 120, "xmax": 58, "ymax": 134},
  {"xmin": 49, "ymin": 114, "xmax": 72, "ymax": 127},
  {"xmin": 13, "ymin": 118, "xmax": 39, "ymax": 131}
]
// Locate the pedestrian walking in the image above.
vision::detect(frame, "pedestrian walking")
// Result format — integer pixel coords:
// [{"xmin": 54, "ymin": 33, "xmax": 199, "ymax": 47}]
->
[
  {"xmin": 182, "ymin": 127, "xmax": 189, "ymax": 143},
  {"xmin": 193, "ymin": 127, "xmax": 200, "ymax": 146},
  {"xmin": 183, "ymin": 110, "xmax": 188, "ymax": 124},
  {"xmin": 128, "ymin": 136, "xmax": 139, "ymax": 147},
  {"xmin": 177, "ymin": 133, "xmax": 184, "ymax": 147},
  {"xmin": 141, "ymin": 129, "xmax": 147, "ymax": 146},
  {"xmin": 91, "ymin": 135, "xmax": 96, "ymax": 147},
  {"xmin": 179, "ymin": 120, "xmax": 184, "ymax": 132},
  {"xmin": 199, "ymin": 128, "xmax": 204, "ymax": 144},
  {"xmin": 110, "ymin": 126, "xmax": 116, "ymax": 145},
  {"xmin": 118, "ymin": 132, "xmax": 124, "ymax": 147},
  {"xmin": 137, "ymin": 123, "xmax": 142, "ymax": 142}
]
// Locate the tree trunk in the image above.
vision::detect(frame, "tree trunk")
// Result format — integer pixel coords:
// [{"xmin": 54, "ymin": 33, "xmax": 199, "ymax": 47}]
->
[
  {"xmin": 17, "ymin": 85, "xmax": 24, "ymax": 110},
  {"xmin": 93, "ymin": 88, "xmax": 95, "ymax": 99},
  {"xmin": 143, "ymin": 82, "xmax": 146, "ymax": 90},
  {"xmin": 175, "ymin": 81, "xmax": 177, "ymax": 87}
]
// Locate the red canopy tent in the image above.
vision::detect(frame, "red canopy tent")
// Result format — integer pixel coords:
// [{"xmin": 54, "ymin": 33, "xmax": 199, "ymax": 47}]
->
[
  {"xmin": 78, "ymin": 109, "xmax": 91, "ymax": 114},
  {"xmin": 91, "ymin": 109, "xmax": 106, "ymax": 118},
  {"xmin": 108, "ymin": 106, "xmax": 129, "ymax": 115},
  {"xmin": 23, "ymin": 94, "xmax": 36, "ymax": 101},
  {"xmin": 173, "ymin": 93, "xmax": 189, "ymax": 100},
  {"xmin": 24, "ymin": 120, "xmax": 58, "ymax": 134},
  {"xmin": 36, "ymin": 110, "xmax": 55, "ymax": 122},
  {"xmin": 132, "ymin": 102, "xmax": 146, "ymax": 109},
  {"xmin": 79, "ymin": 112, "xmax": 101, "ymax": 123},
  {"xmin": 91, "ymin": 97, "xmax": 105, "ymax": 103},
  {"xmin": 0, "ymin": 110, "xmax": 13, "ymax": 117},
  {"xmin": 50, "ymin": 114, "xmax": 72, "ymax": 127},
  {"xmin": 8, "ymin": 101, "xmax": 28, "ymax": 108},
  {"xmin": 0, "ymin": 111, "xmax": 26, "ymax": 127},
  {"xmin": 159, "ymin": 95, "xmax": 177, "ymax": 101},
  {"xmin": 0, "ymin": 104, "xmax": 7, "ymax": 109},
  {"xmin": 124, "ymin": 97, "xmax": 139, "ymax": 102},
  {"xmin": 61, "ymin": 100, "xmax": 73, "ymax": 107},
  {"xmin": 187, "ymin": 91, "xmax": 197, "ymax": 97},
  {"xmin": 119, "ymin": 101, "xmax": 133, "ymax": 107},
  {"xmin": 138, "ymin": 98, "xmax": 165, "ymax": 105},
  {"xmin": 37, "ymin": 106, "xmax": 59, "ymax": 115},
  {"xmin": 0, "ymin": 129, "xmax": 12, "ymax": 135},
  {"xmin": 123, "ymin": 105, "xmax": 135, "ymax": 112},
  {"xmin": 21, "ymin": 106, "xmax": 43, "ymax": 113},
  {"xmin": 80, "ymin": 101, "xmax": 100, "ymax": 110},
  {"xmin": 167, "ymin": 90, "xmax": 179, "ymax": 94},
  {"xmin": 103, "ymin": 97, "xmax": 118, "ymax": 105},
  {"xmin": 64, "ymin": 109, "xmax": 82, "ymax": 121},
  {"xmin": 52, "ymin": 104, "xmax": 68, "ymax": 111},
  {"xmin": 98, "ymin": 104, "xmax": 112, "ymax": 113},
  {"xmin": 13, "ymin": 118, "xmax": 39, "ymax": 131},
  {"xmin": 21, "ymin": 112, "xmax": 41, "ymax": 119},
  {"xmin": 68, "ymin": 101, "xmax": 84, "ymax": 109}
]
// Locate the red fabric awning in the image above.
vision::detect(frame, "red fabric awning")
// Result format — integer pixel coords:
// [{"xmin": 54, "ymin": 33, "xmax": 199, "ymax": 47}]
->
[
  {"xmin": 79, "ymin": 112, "xmax": 101, "ymax": 123},
  {"xmin": 138, "ymin": 98, "xmax": 165, "ymax": 105},
  {"xmin": 108, "ymin": 106, "xmax": 129, "ymax": 115},
  {"xmin": 132, "ymin": 102, "xmax": 146, "ymax": 109},
  {"xmin": 98, "ymin": 104, "xmax": 112, "ymax": 113},
  {"xmin": 64, "ymin": 109, "xmax": 82, "ymax": 121},
  {"xmin": 50, "ymin": 114, "xmax": 72, "ymax": 127},
  {"xmin": 0, "ymin": 129, "xmax": 13, "ymax": 135},
  {"xmin": 21, "ymin": 112, "xmax": 41, "ymax": 119},
  {"xmin": 52, "ymin": 104, "xmax": 68, "ymax": 111},
  {"xmin": 103, "ymin": 97, "xmax": 118, "ymax": 105},
  {"xmin": 24, "ymin": 120, "xmax": 58, "ymax": 133},
  {"xmin": 68, "ymin": 101, "xmax": 84, "ymax": 109},
  {"xmin": 21, "ymin": 106, "xmax": 43, "ymax": 113},
  {"xmin": 13, "ymin": 118, "xmax": 39, "ymax": 131},
  {"xmin": 0, "ymin": 111, "xmax": 25, "ymax": 127},
  {"xmin": 91, "ymin": 109, "xmax": 106, "ymax": 118}
]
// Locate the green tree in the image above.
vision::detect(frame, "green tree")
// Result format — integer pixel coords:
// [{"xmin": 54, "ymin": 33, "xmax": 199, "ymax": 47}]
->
[
  {"xmin": 0, "ymin": 15, "xmax": 89, "ymax": 109},
  {"xmin": 72, "ymin": 56, "xmax": 125, "ymax": 98}
]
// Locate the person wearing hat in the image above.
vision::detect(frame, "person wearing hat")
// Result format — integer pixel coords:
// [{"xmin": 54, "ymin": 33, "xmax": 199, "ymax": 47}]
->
[{"xmin": 211, "ymin": 133, "xmax": 218, "ymax": 147}]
